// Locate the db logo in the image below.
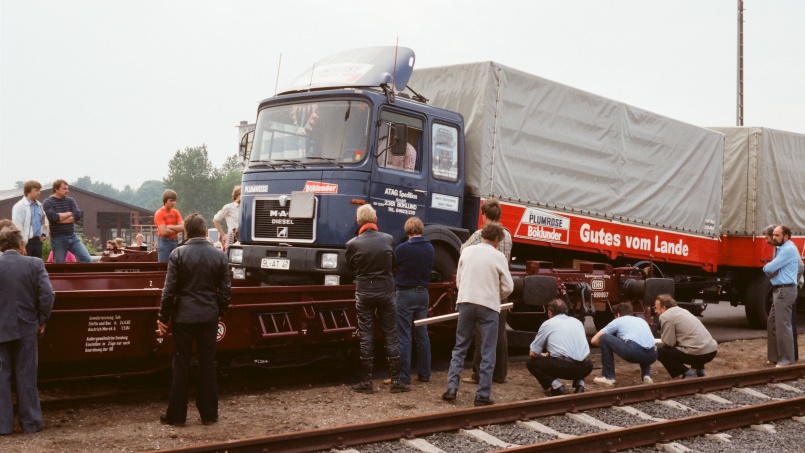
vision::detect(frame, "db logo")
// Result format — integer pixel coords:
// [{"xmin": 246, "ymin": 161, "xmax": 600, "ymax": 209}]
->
[
  {"xmin": 217, "ymin": 322, "xmax": 226, "ymax": 342},
  {"xmin": 591, "ymin": 279, "xmax": 605, "ymax": 290}
]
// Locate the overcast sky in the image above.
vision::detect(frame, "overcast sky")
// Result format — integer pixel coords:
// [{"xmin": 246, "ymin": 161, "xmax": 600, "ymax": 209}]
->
[{"xmin": 2, "ymin": 0, "xmax": 803, "ymax": 191}]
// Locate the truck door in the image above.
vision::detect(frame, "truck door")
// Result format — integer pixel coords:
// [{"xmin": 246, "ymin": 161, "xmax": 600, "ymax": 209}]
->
[
  {"xmin": 426, "ymin": 121, "xmax": 463, "ymax": 228},
  {"xmin": 370, "ymin": 109, "xmax": 428, "ymax": 241}
]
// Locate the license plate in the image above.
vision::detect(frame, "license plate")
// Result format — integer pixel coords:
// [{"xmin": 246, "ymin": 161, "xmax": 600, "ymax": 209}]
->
[{"xmin": 261, "ymin": 258, "xmax": 290, "ymax": 270}]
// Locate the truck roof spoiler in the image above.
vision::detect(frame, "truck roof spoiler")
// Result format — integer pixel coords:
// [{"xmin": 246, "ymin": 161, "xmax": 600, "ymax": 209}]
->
[{"xmin": 278, "ymin": 46, "xmax": 415, "ymax": 95}]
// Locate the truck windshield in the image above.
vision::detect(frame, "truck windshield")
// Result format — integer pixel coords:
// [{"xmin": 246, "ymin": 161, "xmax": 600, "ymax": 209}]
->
[{"xmin": 250, "ymin": 100, "xmax": 371, "ymax": 165}]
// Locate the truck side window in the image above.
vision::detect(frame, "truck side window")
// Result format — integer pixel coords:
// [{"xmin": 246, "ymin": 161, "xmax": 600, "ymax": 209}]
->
[
  {"xmin": 378, "ymin": 111, "xmax": 422, "ymax": 173},
  {"xmin": 432, "ymin": 125, "xmax": 459, "ymax": 181}
]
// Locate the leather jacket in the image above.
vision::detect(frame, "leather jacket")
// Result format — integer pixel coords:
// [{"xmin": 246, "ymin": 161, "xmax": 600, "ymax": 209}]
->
[
  {"xmin": 158, "ymin": 237, "xmax": 231, "ymax": 324},
  {"xmin": 346, "ymin": 228, "xmax": 395, "ymax": 289}
]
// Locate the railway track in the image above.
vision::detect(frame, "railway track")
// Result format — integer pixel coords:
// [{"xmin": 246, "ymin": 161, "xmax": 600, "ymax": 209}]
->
[{"xmin": 154, "ymin": 365, "xmax": 805, "ymax": 453}]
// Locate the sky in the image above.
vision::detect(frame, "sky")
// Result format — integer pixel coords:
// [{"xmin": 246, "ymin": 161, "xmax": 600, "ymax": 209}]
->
[{"xmin": 2, "ymin": 0, "xmax": 804, "ymax": 192}]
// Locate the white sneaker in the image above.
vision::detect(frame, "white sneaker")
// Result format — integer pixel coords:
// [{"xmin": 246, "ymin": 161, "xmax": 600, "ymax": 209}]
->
[
  {"xmin": 594, "ymin": 376, "xmax": 616, "ymax": 386},
  {"xmin": 642, "ymin": 376, "xmax": 653, "ymax": 384}
]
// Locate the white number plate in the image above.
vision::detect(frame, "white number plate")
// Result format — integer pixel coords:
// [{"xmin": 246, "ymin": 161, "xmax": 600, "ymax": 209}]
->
[{"xmin": 261, "ymin": 258, "xmax": 290, "ymax": 270}]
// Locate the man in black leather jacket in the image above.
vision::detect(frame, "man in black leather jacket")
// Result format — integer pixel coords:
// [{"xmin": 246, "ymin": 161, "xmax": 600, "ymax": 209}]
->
[
  {"xmin": 346, "ymin": 204, "xmax": 409, "ymax": 393},
  {"xmin": 157, "ymin": 214, "xmax": 231, "ymax": 426}
]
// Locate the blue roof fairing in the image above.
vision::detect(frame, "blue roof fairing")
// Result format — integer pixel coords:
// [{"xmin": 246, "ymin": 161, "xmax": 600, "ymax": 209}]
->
[{"xmin": 279, "ymin": 46, "xmax": 415, "ymax": 94}]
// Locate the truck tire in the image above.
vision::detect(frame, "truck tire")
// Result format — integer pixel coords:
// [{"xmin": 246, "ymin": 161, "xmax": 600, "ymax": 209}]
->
[
  {"xmin": 430, "ymin": 246, "xmax": 457, "ymax": 283},
  {"xmin": 744, "ymin": 272, "xmax": 772, "ymax": 329}
]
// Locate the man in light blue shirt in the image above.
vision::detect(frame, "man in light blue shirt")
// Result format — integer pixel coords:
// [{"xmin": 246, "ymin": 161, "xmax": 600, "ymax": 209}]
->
[
  {"xmin": 762, "ymin": 225, "xmax": 800, "ymax": 367},
  {"xmin": 11, "ymin": 180, "xmax": 48, "ymax": 259},
  {"xmin": 527, "ymin": 299, "xmax": 592, "ymax": 396},
  {"xmin": 591, "ymin": 302, "xmax": 657, "ymax": 385}
]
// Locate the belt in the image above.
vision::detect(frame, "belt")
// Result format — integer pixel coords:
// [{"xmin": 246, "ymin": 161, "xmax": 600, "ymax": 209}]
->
[
  {"xmin": 398, "ymin": 286, "xmax": 427, "ymax": 291},
  {"xmin": 773, "ymin": 283, "xmax": 796, "ymax": 288},
  {"xmin": 554, "ymin": 355, "xmax": 590, "ymax": 363}
]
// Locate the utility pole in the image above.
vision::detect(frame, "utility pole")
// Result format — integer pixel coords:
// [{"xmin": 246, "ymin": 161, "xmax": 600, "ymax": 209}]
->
[{"xmin": 737, "ymin": 0, "xmax": 744, "ymax": 126}]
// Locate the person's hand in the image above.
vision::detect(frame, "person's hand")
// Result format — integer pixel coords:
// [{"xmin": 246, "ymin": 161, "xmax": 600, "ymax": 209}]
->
[
  {"xmin": 38, "ymin": 324, "xmax": 46, "ymax": 335},
  {"xmin": 156, "ymin": 320, "xmax": 169, "ymax": 336},
  {"xmin": 220, "ymin": 235, "xmax": 227, "ymax": 246}
]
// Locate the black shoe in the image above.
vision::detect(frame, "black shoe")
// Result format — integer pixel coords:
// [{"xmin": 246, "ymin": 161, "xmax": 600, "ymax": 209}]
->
[
  {"xmin": 695, "ymin": 368, "xmax": 706, "ymax": 377},
  {"xmin": 201, "ymin": 418, "xmax": 218, "ymax": 426},
  {"xmin": 390, "ymin": 381, "xmax": 412, "ymax": 393},
  {"xmin": 351, "ymin": 381, "xmax": 374, "ymax": 394},
  {"xmin": 474, "ymin": 395, "xmax": 495, "ymax": 406},
  {"xmin": 159, "ymin": 414, "xmax": 185, "ymax": 427},
  {"xmin": 547, "ymin": 385, "xmax": 567, "ymax": 397},
  {"xmin": 573, "ymin": 385, "xmax": 585, "ymax": 394},
  {"xmin": 441, "ymin": 388, "xmax": 457, "ymax": 401}
]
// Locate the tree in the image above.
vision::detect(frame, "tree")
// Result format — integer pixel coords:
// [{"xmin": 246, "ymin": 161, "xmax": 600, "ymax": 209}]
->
[
  {"xmin": 214, "ymin": 154, "xmax": 244, "ymax": 209},
  {"xmin": 72, "ymin": 176, "xmax": 120, "ymax": 199},
  {"xmin": 164, "ymin": 145, "xmax": 217, "ymax": 220},
  {"xmin": 130, "ymin": 180, "xmax": 164, "ymax": 211}
]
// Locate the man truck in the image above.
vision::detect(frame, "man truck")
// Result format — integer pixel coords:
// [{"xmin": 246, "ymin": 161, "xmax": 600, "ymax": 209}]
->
[{"xmin": 228, "ymin": 47, "xmax": 805, "ymax": 329}]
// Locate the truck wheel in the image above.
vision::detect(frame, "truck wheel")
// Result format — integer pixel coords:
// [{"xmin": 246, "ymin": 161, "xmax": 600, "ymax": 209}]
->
[
  {"xmin": 430, "ymin": 246, "xmax": 457, "ymax": 283},
  {"xmin": 744, "ymin": 272, "xmax": 772, "ymax": 329},
  {"xmin": 593, "ymin": 311, "xmax": 613, "ymax": 331}
]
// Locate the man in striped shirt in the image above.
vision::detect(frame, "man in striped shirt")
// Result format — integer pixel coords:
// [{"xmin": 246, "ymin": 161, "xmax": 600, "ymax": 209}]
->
[{"xmin": 42, "ymin": 180, "xmax": 92, "ymax": 263}]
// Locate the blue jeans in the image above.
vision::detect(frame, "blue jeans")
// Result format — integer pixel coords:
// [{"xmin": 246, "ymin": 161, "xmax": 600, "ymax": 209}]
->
[
  {"xmin": 25, "ymin": 238, "xmax": 43, "ymax": 260},
  {"xmin": 158, "ymin": 237, "xmax": 179, "ymax": 262},
  {"xmin": 395, "ymin": 287, "xmax": 431, "ymax": 383},
  {"xmin": 599, "ymin": 333, "xmax": 657, "ymax": 379},
  {"xmin": 50, "ymin": 234, "xmax": 92, "ymax": 263},
  {"xmin": 447, "ymin": 303, "xmax": 498, "ymax": 399}
]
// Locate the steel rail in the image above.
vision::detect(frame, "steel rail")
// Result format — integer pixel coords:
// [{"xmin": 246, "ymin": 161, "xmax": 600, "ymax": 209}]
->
[
  {"xmin": 498, "ymin": 396, "xmax": 805, "ymax": 452},
  {"xmin": 154, "ymin": 364, "xmax": 805, "ymax": 453}
]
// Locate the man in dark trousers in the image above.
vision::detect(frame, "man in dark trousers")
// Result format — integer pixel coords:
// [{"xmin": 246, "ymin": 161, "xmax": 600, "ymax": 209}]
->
[
  {"xmin": 527, "ymin": 299, "xmax": 593, "ymax": 395},
  {"xmin": 157, "ymin": 214, "xmax": 231, "ymax": 426},
  {"xmin": 461, "ymin": 198, "xmax": 511, "ymax": 385},
  {"xmin": 0, "ymin": 223, "xmax": 54, "ymax": 434},
  {"xmin": 346, "ymin": 204, "xmax": 409, "ymax": 393}
]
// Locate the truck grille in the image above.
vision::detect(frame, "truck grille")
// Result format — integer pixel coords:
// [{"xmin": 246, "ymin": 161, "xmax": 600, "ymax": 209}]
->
[{"xmin": 253, "ymin": 199, "xmax": 315, "ymax": 242}]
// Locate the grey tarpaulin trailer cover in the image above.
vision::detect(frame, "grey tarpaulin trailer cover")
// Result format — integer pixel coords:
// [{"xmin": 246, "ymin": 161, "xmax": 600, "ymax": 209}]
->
[
  {"xmin": 709, "ymin": 126, "xmax": 805, "ymax": 236},
  {"xmin": 409, "ymin": 61, "xmax": 724, "ymax": 237}
]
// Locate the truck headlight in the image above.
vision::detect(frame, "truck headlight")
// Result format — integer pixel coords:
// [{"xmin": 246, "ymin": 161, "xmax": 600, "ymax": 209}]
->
[
  {"xmin": 320, "ymin": 252, "xmax": 338, "ymax": 269},
  {"xmin": 232, "ymin": 267, "xmax": 246, "ymax": 280},
  {"xmin": 229, "ymin": 248, "xmax": 243, "ymax": 264}
]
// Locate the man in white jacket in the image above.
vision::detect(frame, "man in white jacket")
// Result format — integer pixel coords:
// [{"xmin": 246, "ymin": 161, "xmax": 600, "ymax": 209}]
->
[
  {"xmin": 11, "ymin": 180, "xmax": 48, "ymax": 259},
  {"xmin": 442, "ymin": 223, "xmax": 513, "ymax": 406}
]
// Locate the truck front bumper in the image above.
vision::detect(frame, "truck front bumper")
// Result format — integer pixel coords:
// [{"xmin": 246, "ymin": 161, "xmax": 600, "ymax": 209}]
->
[{"xmin": 229, "ymin": 244, "xmax": 353, "ymax": 285}]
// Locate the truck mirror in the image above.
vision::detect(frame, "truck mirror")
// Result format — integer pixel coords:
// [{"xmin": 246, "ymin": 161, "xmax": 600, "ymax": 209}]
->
[
  {"xmin": 390, "ymin": 123, "xmax": 408, "ymax": 156},
  {"xmin": 522, "ymin": 275, "xmax": 558, "ymax": 306},
  {"xmin": 239, "ymin": 130, "xmax": 254, "ymax": 164}
]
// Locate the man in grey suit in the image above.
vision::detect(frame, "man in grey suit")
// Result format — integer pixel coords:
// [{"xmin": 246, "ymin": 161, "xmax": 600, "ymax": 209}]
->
[{"xmin": 0, "ymin": 223, "xmax": 55, "ymax": 434}]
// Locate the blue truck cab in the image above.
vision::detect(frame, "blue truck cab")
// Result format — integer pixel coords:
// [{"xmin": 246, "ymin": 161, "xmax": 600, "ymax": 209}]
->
[{"xmin": 228, "ymin": 47, "xmax": 470, "ymax": 285}]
